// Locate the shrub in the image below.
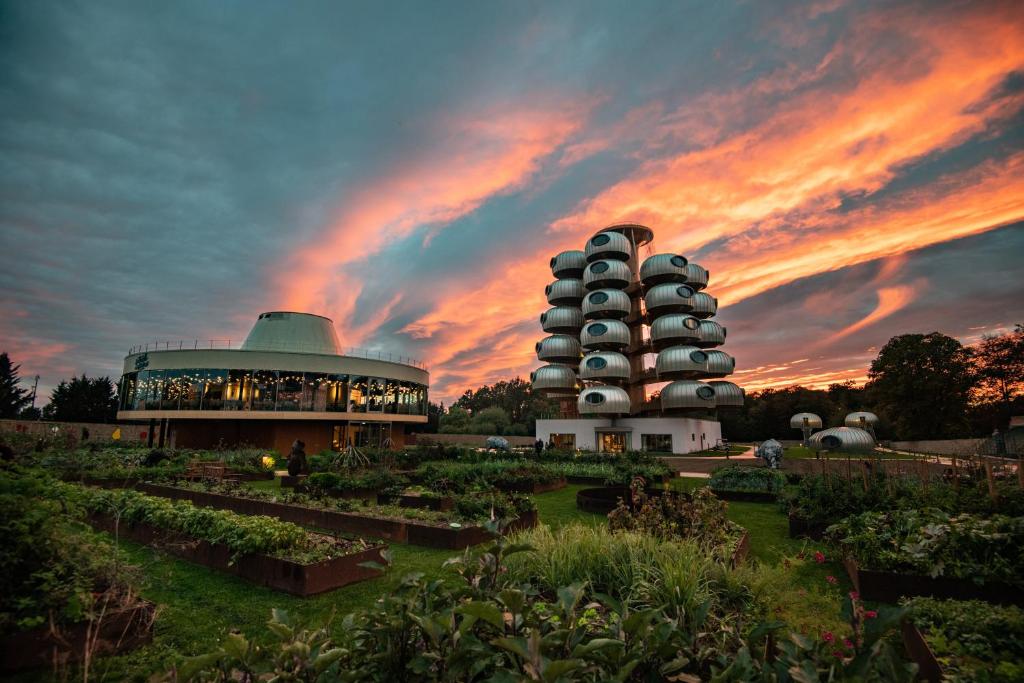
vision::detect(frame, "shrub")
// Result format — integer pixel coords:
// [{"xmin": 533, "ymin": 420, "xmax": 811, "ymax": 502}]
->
[
  {"xmin": 903, "ymin": 597, "xmax": 1024, "ymax": 682},
  {"xmin": 826, "ymin": 509, "xmax": 1024, "ymax": 585},
  {"xmin": 304, "ymin": 469, "xmax": 407, "ymax": 496},
  {"xmin": 709, "ymin": 465, "xmax": 786, "ymax": 493}
]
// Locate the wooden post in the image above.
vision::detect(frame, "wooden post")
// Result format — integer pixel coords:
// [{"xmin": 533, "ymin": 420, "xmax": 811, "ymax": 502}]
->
[
  {"xmin": 1018, "ymin": 457, "xmax": 1023, "ymax": 490},
  {"xmin": 984, "ymin": 459, "xmax": 998, "ymax": 504},
  {"xmin": 861, "ymin": 462, "xmax": 870, "ymax": 492}
]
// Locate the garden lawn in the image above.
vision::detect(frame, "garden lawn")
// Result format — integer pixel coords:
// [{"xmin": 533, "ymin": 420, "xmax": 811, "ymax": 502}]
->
[{"xmin": 16, "ymin": 480, "xmax": 847, "ymax": 681}]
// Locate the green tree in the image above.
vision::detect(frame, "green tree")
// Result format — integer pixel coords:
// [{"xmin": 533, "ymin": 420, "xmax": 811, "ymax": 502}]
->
[
  {"xmin": 866, "ymin": 332, "xmax": 975, "ymax": 440},
  {"xmin": 0, "ymin": 352, "xmax": 32, "ymax": 418},
  {"xmin": 452, "ymin": 377, "xmax": 555, "ymax": 433},
  {"xmin": 41, "ymin": 375, "xmax": 118, "ymax": 423},
  {"xmin": 469, "ymin": 406, "xmax": 511, "ymax": 435},
  {"xmin": 972, "ymin": 324, "xmax": 1024, "ymax": 428},
  {"xmin": 438, "ymin": 405, "xmax": 471, "ymax": 433}
]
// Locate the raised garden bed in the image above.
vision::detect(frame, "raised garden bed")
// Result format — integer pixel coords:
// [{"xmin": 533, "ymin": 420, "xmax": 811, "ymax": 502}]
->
[
  {"xmin": 842, "ymin": 556, "xmax": 1024, "ymax": 607},
  {"xmin": 730, "ymin": 530, "xmax": 750, "ymax": 568},
  {"xmin": 294, "ymin": 484, "xmax": 381, "ymax": 502},
  {"xmin": 496, "ymin": 477, "xmax": 566, "ymax": 494},
  {"xmin": 709, "ymin": 489, "xmax": 778, "ymax": 503},
  {"xmin": 900, "ymin": 620, "xmax": 942, "ymax": 683},
  {"xmin": 133, "ymin": 483, "xmax": 536, "ymax": 550},
  {"xmin": 231, "ymin": 471, "xmax": 275, "ymax": 481},
  {"xmin": 280, "ymin": 474, "xmax": 305, "ymax": 488},
  {"xmin": 575, "ymin": 486, "xmax": 668, "ymax": 515},
  {"xmin": 0, "ymin": 600, "xmax": 155, "ymax": 673},
  {"xmin": 87, "ymin": 513, "xmax": 386, "ymax": 596},
  {"xmin": 565, "ymin": 474, "xmax": 670, "ymax": 486},
  {"xmin": 399, "ymin": 493, "xmax": 455, "ymax": 511},
  {"xmin": 787, "ymin": 514, "xmax": 829, "ymax": 541}
]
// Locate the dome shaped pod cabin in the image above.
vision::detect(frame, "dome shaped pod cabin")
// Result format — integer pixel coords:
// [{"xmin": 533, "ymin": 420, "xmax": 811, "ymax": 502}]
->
[
  {"xmin": 540, "ymin": 306, "xmax": 584, "ymax": 334},
  {"xmin": 578, "ymin": 385, "xmax": 631, "ymax": 415},
  {"xmin": 708, "ymin": 380, "xmax": 744, "ymax": 407},
  {"xmin": 640, "ymin": 254, "xmax": 689, "ymax": 285},
  {"xmin": 580, "ymin": 320, "xmax": 630, "ymax": 352},
  {"xmin": 650, "ymin": 314, "xmax": 701, "ymax": 350},
  {"xmin": 545, "ymin": 279, "xmax": 585, "ymax": 306},
  {"xmin": 689, "ymin": 292, "xmax": 718, "ymax": 319},
  {"xmin": 582, "ymin": 289, "xmax": 631, "ymax": 320},
  {"xmin": 584, "ymin": 231, "xmax": 634, "ymax": 263},
  {"xmin": 809, "ymin": 426, "xmax": 875, "ymax": 453},
  {"xmin": 661, "ymin": 380, "xmax": 717, "ymax": 411},
  {"xmin": 655, "ymin": 345, "xmax": 710, "ymax": 379},
  {"xmin": 789, "ymin": 413, "xmax": 823, "ymax": 430},
  {"xmin": 844, "ymin": 411, "xmax": 879, "ymax": 428},
  {"xmin": 645, "ymin": 283, "xmax": 696, "ymax": 317},
  {"xmin": 550, "ymin": 250, "xmax": 587, "ymax": 279},
  {"xmin": 536, "ymin": 335, "xmax": 582, "ymax": 364},
  {"xmin": 583, "ymin": 260, "xmax": 632, "ymax": 290},
  {"xmin": 682, "ymin": 264, "xmax": 709, "ymax": 291},
  {"xmin": 693, "ymin": 320, "xmax": 726, "ymax": 348},
  {"xmin": 703, "ymin": 350, "xmax": 736, "ymax": 377},
  {"xmin": 579, "ymin": 351, "xmax": 631, "ymax": 383},
  {"xmin": 530, "ymin": 364, "xmax": 578, "ymax": 395}
]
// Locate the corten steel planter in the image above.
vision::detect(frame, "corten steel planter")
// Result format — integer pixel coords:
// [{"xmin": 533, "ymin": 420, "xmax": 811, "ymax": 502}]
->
[
  {"xmin": 0, "ymin": 600, "xmax": 155, "ymax": 673},
  {"xmin": 294, "ymin": 484, "xmax": 381, "ymax": 503},
  {"xmin": 787, "ymin": 515, "xmax": 829, "ymax": 541},
  {"xmin": 134, "ymin": 483, "xmax": 534, "ymax": 550},
  {"xmin": 399, "ymin": 493, "xmax": 455, "ymax": 511},
  {"xmin": 730, "ymin": 530, "xmax": 751, "ymax": 568},
  {"xmin": 575, "ymin": 486, "xmax": 670, "ymax": 515},
  {"xmin": 565, "ymin": 474, "xmax": 671, "ymax": 486},
  {"xmin": 87, "ymin": 514, "xmax": 385, "ymax": 596},
  {"xmin": 843, "ymin": 556, "xmax": 1024, "ymax": 606},
  {"xmin": 709, "ymin": 489, "xmax": 779, "ymax": 503},
  {"xmin": 901, "ymin": 620, "xmax": 943, "ymax": 683},
  {"xmin": 496, "ymin": 478, "xmax": 567, "ymax": 494}
]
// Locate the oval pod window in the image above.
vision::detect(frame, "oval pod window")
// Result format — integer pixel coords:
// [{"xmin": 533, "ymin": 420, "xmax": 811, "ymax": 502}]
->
[
  {"xmin": 591, "ymin": 234, "xmax": 611, "ymax": 247},
  {"xmin": 696, "ymin": 385, "xmax": 715, "ymax": 400},
  {"xmin": 584, "ymin": 391, "xmax": 606, "ymax": 404},
  {"xmin": 670, "ymin": 255, "xmax": 687, "ymax": 267},
  {"xmin": 591, "ymin": 262, "xmax": 610, "ymax": 274},
  {"xmin": 586, "ymin": 356, "xmax": 608, "ymax": 370},
  {"xmin": 589, "ymin": 291, "xmax": 609, "ymax": 305},
  {"xmin": 676, "ymin": 285, "xmax": 695, "ymax": 298}
]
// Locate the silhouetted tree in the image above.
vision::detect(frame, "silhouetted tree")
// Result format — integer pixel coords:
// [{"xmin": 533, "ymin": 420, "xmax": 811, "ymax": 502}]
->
[
  {"xmin": 971, "ymin": 324, "xmax": 1024, "ymax": 429},
  {"xmin": 866, "ymin": 332, "xmax": 974, "ymax": 440},
  {"xmin": 452, "ymin": 377, "xmax": 555, "ymax": 432},
  {"xmin": 41, "ymin": 375, "xmax": 118, "ymax": 423},
  {"xmin": 0, "ymin": 352, "xmax": 32, "ymax": 419}
]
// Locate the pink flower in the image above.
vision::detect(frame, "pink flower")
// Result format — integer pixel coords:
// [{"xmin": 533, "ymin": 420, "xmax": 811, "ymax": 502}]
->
[
  {"xmin": 848, "ymin": 591, "xmax": 859, "ymax": 601},
  {"xmin": 826, "ymin": 575, "xmax": 838, "ymax": 585},
  {"xmin": 833, "ymin": 650, "xmax": 844, "ymax": 658},
  {"xmin": 843, "ymin": 638, "xmax": 854, "ymax": 649},
  {"xmin": 864, "ymin": 610, "xmax": 877, "ymax": 619},
  {"xmin": 814, "ymin": 551, "xmax": 826, "ymax": 564},
  {"xmin": 822, "ymin": 631, "xmax": 834, "ymax": 643}
]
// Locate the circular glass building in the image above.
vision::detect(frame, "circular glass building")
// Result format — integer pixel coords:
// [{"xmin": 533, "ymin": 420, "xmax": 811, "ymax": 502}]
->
[{"xmin": 116, "ymin": 312, "xmax": 429, "ymax": 453}]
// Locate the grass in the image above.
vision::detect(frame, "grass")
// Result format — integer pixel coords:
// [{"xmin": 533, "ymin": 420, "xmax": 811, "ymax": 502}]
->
[
  {"xmin": 672, "ymin": 445, "xmax": 750, "ymax": 457},
  {"xmin": 783, "ymin": 446, "xmax": 916, "ymax": 460},
  {"xmin": 19, "ymin": 479, "xmax": 849, "ymax": 681}
]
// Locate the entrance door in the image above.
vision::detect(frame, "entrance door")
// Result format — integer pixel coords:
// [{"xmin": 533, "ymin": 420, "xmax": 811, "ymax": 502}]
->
[{"xmin": 598, "ymin": 432, "xmax": 627, "ymax": 453}]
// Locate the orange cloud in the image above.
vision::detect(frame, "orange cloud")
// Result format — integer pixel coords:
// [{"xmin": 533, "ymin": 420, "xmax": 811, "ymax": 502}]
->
[{"xmin": 276, "ymin": 101, "xmax": 594, "ymax": 343}]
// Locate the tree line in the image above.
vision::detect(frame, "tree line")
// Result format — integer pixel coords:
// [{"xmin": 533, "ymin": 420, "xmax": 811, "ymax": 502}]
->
[
  {"xmin": 1, "ymin": 324, "xmax": 1020, "ymax": 440},
  {"xmin": 721, "ymin": 327, "xmax": 1023, "ymax": 441}
]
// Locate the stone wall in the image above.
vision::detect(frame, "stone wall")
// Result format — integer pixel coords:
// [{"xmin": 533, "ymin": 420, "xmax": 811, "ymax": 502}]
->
[
  {"xmin": 0, "ymin": 419, "xmax": 150, "ymax": 442},
  {"xmin": 889, "ymin": 438, "xmax": 987, "ymax": 455},
  {"xmin": 409, "ymin": 433, "xmax": 537, "ymax": 447}
]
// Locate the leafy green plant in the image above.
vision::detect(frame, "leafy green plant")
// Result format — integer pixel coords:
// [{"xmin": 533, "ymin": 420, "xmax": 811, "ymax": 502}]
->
[
  {"xmin": 709, "ymin": 465, "xmax": 786, "ymax": 494},
  {"xmin": 826, "ymin": 509, "xmax": 1024, "ymax": 585},
  {"xmin": 903, "ymin": 597, "xmax": 1024, "ymax": 682}
]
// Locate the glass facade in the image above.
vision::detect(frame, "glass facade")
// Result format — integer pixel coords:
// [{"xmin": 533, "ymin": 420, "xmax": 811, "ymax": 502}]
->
[
  {"xmin": 641, "ymin": 434, "xmax": 673, "ymax": 452},
  {"xmin": 118, "ymin": 369, "xmax": 428, "ymax": 415}
]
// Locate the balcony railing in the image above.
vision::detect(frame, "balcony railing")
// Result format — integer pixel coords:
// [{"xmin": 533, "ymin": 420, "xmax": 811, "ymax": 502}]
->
[{"xmin": 126, "ymin": 339, "xmax": 427, "ymax": 369}]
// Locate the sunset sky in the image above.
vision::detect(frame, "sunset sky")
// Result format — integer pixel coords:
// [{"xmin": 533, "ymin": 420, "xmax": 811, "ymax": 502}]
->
[{"xmin": 1, "ymin": 0, "xmax": 1022, "ymax": 405}]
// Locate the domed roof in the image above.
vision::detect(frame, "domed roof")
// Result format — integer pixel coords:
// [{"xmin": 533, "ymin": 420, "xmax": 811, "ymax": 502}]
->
[
  {"xmin": 580, "ymin": 319, "xmax": 630, "ymax": 351},
  {"xmin": 844, "ymin": 411, "xmax": 879, "ymax": 427},
  {"xmin": 584, "ymin": 231, "xmax": 634, "ymax": 263},
  {"xmin": 583, "ymin": 260, "xmax": 632, "ymax": 290},
  {"xmin": 661, "ymin": 380, "xmax": 716, "ymax": 411},
  {"xmin": 708, "ymin": 380, "xmax": 744, "ymax": 407},
  {"xmin": 809, "ymin": 426, "xmax": 875, "ymax": 453},
  {"xmin": 790, "ymin": 413, "xmax": 823, "ymax": 429},
  {"xmin": 540, "ymin": 306, "xmax": 584, "ymax": 334},
  {"xmin": 242, "ymin": 312, "xmax": 342, "ymax": 355},
  {"xmin": 550, "ymin": 251, "xmax": 586, "ymax": 279},
  {"xmin": 531, "ymin": 364, "xmax": 578, "ymax": 395},
  {"xmin": 640, "ymin": 253, "xmax": 689, "ymax": 285},
  {"xmin": 650, "ymin": 314, "xmax": 701, "ymax": 349},
  {"xmin": 645, "ymin": 283, "xmax": 696, "ymax": 317},
  {"xmin": 578, "ymin": 386, "xmax": 631, "ymax": 415},
  {"xmin": 582, "ymin": 289, "xmax": 631, "ymax": 320},
  {"xmin": 578, "ymin": 351, "xmax": 630, "ymax": 383}
]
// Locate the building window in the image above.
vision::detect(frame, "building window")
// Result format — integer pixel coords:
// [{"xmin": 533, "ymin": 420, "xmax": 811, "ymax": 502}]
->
[
  {"xmin": 585, "ymin": 356, "xmax": 607, "ymax": 370},
  {"xmin": 670, "ymin": 255, "xmax": 687, "ymax": 267},
  {"xmin": 588, "ymin": 322, "xmax": 608, "ymax": 336},
  {"xmin": 589, "ymin": 291, "xmax": 609, "ymax": 305},
  {"xmin": 676, "ymin": 285, "xmax": 695, "ymax": 298},
  {"xmin": 349, "ymin": 376, "xmax": 368, "ymax": 412},
  {"xmin": 550, "ymin": 433, "xmax": 575, "ymax": 449},
  {"xmin": 277, "ymin": 373, "xmax": 303, "ymax": 411},
  {"xmin": 368, "ymin": 377, "xmax": 384, "ymax": 412},
  {"xmin": 201, "ymin": 370, "xmax": 228, "ymax": 410},
  {"xmin": 304, "ymin": 373, "xmax": 329, "ymax": 411},
  {"xmin": 591, "ymin": 233, "xmax": 611, "ymax": 246},
  {"xmin": 584, "ymin": 391, "xmax": 605, "ymax": 404},
  {"xmin": 642, "ymin": 434, "xmax": 672, "ymax": 452},
  {"xmin": 590, "ymin": 261, "xmax": 609, "ymax": 274},
  {"xmin": 252, "ymin": 370, "xmax": 278, "ymax": 410}
]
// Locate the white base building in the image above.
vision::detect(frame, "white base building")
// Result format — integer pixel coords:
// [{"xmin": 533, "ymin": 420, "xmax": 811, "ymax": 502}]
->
[{"xmin": 535, "ymin": 416, "xmax": 722, "ymax": 454}]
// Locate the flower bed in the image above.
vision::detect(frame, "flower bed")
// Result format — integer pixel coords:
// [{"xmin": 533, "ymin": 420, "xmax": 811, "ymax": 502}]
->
[
  {"xmin": 902, "ymin": 597, "xmax": 1024, "ymax": 682},
  {"xmin": 708, "ymin": 465, "xmax": 785, "ymax": 502},
  {"xmin": 828, "ymin": 509, "xmax": 1024, "ymax": 605},
  {"xmin": 414, "ymin": 460, "xmax": 565, "ymax": 494},
  {"xmin": 128, "ymin": 482, "xmax": 537, "ymax": 550},
  {"xmin": 87, "ymin": 513, "xmax": 386, "ymax": 595},
  {"xmin": 782, "ymin": 471, "xmax": 1024, "ymax": 536}
]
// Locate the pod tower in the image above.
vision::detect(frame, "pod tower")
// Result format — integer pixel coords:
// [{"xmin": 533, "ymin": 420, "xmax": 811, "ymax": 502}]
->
[{"xmin": 532, "ymin": 224, "xmax": 743, "ymax": 453}]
